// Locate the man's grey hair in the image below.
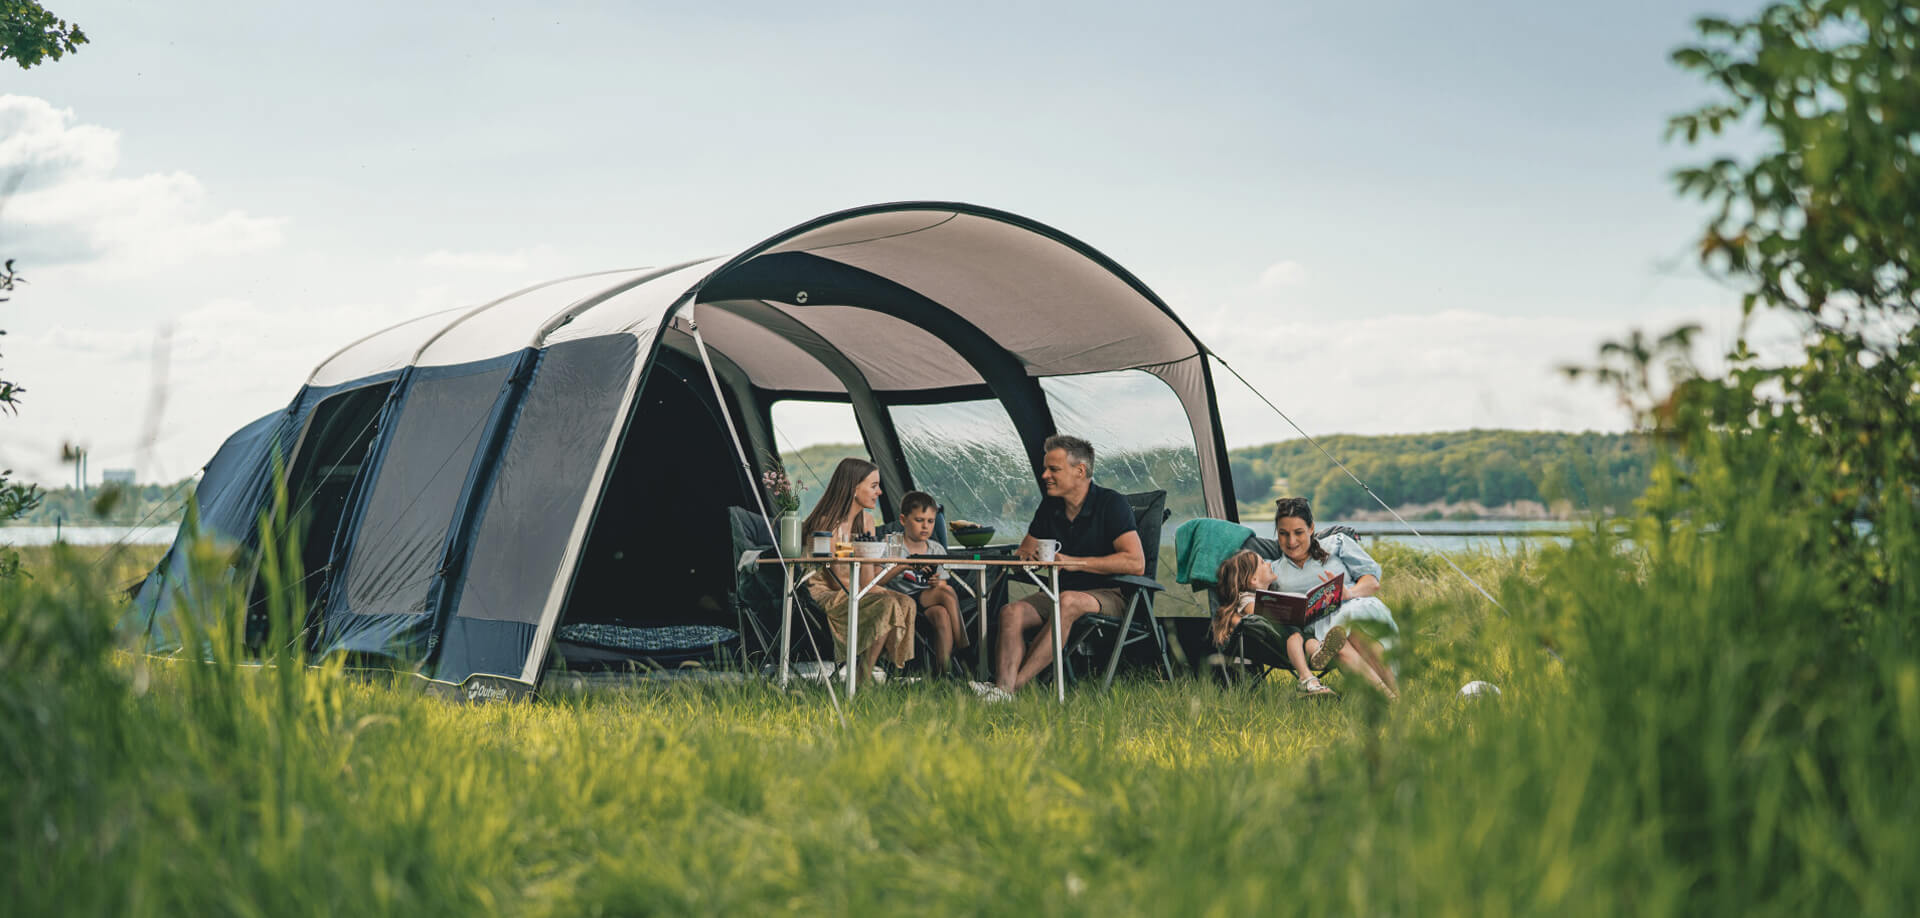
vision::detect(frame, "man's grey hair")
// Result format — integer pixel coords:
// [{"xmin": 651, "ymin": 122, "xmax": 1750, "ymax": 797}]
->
[{"xmin": 1042, "ymin": 434, "xmax": 1095, "ymax": 472}]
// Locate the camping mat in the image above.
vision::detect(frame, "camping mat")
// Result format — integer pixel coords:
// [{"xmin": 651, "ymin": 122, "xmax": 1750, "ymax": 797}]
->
[{"xmin": 556, "ymin": 623, "xmax": 739, "ymax": 653}]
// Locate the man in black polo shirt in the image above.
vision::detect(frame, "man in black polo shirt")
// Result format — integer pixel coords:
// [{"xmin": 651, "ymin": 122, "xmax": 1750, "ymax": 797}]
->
[{"xmin": 991, "ymin": 434, "xmax": 1144, "ymax": 695}]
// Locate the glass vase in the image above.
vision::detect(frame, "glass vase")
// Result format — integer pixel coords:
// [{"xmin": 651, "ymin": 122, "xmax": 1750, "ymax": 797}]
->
[{"xmin": 777, "ymin": 511, "xmax": 804, "ymax": 557}]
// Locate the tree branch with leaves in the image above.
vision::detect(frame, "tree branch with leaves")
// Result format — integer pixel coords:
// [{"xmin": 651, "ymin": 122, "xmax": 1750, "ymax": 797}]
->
[{"xmin": 1, "ymin": 0, "xmax": 86, "ymax": 68}]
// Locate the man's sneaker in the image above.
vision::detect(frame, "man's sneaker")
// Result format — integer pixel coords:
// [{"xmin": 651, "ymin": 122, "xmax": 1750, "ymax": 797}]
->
[
  {"xmin": 968, "ymin": 681, "xmax": 1014, "ymax": 703},
  {"xmin": 1310, "ymin": 625, "xmax": 1349, "ymax": 671}
]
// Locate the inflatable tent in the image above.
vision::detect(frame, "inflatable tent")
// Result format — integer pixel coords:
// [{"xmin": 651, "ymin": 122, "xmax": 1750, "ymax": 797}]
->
[{"xmin": 127, "ymin": 202, "xmax": 1239, "ymax": 697}]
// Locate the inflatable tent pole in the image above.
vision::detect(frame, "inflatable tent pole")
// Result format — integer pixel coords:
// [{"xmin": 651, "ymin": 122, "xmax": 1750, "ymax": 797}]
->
[{"xmin": 687, "ymin": 305, "xmax": 848, "ymax": 729}]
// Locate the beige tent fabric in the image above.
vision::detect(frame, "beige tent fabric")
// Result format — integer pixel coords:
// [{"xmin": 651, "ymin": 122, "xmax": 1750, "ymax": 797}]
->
[
  {"xmin": 417, "ymin": 269, "xmax": 650, "ymax": 368},
  {"xmin": 769, "ymin": 212, "xmax": 1197, "ymax": 376},
  {"xmin": 542, "ymin": 259, "xmax": 721, "ymax": 345},
  {"xmin": 308, "ymin": 307, "xmax": 466, "ymax": 387},
  {"xmin": 700, "ymin": 300, "xmax": 984, "ymax": 393},
  {"xmin": 1142, "ymin": 355, "xmax": 1229, "ymax": 519}
]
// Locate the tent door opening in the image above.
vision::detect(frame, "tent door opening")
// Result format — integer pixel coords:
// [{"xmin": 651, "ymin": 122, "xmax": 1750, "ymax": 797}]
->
[
  {"xmin": 550, "ymin": 357, "xmax": 753, "ymax": 670},
  {"xmin": 245, "ymin": 381, "xmax": 392, "ymax": 649}
]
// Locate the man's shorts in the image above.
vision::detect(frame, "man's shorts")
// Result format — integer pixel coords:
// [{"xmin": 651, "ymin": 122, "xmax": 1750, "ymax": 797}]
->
[{"xmin": 1014, "ymin": 585, "xmax": 1126, "ymax": 620}]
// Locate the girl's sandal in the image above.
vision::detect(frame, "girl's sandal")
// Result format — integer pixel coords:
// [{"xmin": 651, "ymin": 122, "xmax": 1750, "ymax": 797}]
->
[
  {"xmin": 1297, "ymin": 675, "xmax": 1336, "ymax": 696},
  {"xmin": 1310, "ymin": 625, "xmax": 1349, "ymax": 670}
]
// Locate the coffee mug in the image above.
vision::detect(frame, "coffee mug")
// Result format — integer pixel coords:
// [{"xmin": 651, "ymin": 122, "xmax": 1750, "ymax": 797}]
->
[{"xmin": 1035, "ymin": 539, "xmax": 1061, "ymax": 563}]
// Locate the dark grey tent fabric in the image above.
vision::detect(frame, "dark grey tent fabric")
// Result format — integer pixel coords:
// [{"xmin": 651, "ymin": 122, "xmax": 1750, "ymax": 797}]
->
[
  {"xmin": 124, "ymin": 375, "xmax": 390, "ymax": 653},
  {"xmin": 315, "ymin": 358, "xmax": 515, "ymax": 658},
  {"xmin": 120, "ymin": 409, "xmax": 284, "ymax": 652},
  {"xmin": 435, "ymin": 334, "xmax": 640, "ymax": 684}
]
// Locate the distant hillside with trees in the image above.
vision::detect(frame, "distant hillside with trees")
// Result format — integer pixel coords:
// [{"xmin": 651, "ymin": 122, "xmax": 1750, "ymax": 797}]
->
[
  {"xmin": 777, "ymin": 430, "xmax": 1651, "ymax": 525},
  {"xmin": 1228, "ymin": 430, "xmax": 1650, "ymax": 519}
]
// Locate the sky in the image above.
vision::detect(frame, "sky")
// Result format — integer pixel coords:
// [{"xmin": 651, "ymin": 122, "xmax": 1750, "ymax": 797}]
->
[{"xmin": 0, "ymin": 0, "xmax": 1781, "ymax": 487}]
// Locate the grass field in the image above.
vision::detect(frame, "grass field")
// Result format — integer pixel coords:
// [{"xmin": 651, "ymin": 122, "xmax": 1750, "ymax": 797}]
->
[{"xmin": 7, "ymin": 517, "xmax": 1916, "ymax": 916}]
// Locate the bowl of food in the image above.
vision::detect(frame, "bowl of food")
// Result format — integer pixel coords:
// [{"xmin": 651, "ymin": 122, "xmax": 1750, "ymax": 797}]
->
[{"xmin": 947, "ymin": 520, "xmax": 996, "ymax": 548}]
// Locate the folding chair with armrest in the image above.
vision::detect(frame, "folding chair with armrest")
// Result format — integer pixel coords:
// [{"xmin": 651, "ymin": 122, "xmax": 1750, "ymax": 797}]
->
[{"xmin": 1062, "ymin": 489, "xmax": 1176, "ymax": 690}]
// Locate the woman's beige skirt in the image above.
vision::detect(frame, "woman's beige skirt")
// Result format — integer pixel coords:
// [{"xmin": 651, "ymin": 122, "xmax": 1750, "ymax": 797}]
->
[{"xmin": 810, "ymin": 584, "xmax": 917, "ymax": 667}]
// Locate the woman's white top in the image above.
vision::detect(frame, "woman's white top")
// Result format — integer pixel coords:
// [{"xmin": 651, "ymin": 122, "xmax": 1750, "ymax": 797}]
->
[{"xmin": 1268, "ymin": 534, "xmax": 1399, "ymax": 643}]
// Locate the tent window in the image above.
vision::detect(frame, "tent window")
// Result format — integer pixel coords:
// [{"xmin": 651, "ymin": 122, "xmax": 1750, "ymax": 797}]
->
[
  {"xmin": 891, "ymin": 399, "xmax": 1033, "ymax": 534},
  {"xmin": 1040, "ymin": 370, "xmax": 1207, "ymax": 536},
  {"xmin": 337, "ymin": 364, "xmax": 510, "ymax": 619},
  {"xmin": 770, "ymin": 399, "xmax": 863, "ymax": 512}
]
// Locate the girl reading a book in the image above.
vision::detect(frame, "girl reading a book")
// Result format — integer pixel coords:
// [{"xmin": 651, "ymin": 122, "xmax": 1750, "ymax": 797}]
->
[{"xmin": 1211, "ymin": 550, "xmax": 1352, "ymax": 695}]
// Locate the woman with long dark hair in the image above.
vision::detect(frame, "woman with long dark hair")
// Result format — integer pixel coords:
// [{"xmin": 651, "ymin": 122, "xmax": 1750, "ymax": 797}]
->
[
  {"xmin": 800, "ymin": 457, "xmax": 916, "ymax": 682},
  {"xmin": 1265, "ymin": 496, "xmax": 1399, "ymax": 696}
]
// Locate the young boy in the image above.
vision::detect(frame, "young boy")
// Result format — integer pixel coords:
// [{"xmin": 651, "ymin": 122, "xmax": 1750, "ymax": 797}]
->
[{"xmin": 892, "ymin": 491, "xmax": 969, "ymax": 676}]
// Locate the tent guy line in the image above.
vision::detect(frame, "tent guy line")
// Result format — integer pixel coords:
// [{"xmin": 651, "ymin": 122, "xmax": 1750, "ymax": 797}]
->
[
  {"xmin": 691, "ymin": 312, "xmax": 850, "ymax": 728},
  {"xmin": 1205, "ymin": 348, "xmax": 1511, "ymax": 616}
]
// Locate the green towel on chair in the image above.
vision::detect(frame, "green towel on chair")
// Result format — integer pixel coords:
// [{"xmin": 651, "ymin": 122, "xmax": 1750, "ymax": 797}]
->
[{"xmin": 1175, "ymin": 518, "xmax": 1256, "ymax": 586}]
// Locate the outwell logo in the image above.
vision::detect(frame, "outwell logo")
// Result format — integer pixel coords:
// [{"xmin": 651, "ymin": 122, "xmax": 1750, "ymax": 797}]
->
[{"xmin": 465, "ymin": 681, "xmax": 510, "ymax": 702}]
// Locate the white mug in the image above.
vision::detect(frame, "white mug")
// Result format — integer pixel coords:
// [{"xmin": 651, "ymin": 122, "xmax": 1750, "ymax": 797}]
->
[{"xmin": 1034, "ymin": 539, "xmax": 1061, "ymax": 563}]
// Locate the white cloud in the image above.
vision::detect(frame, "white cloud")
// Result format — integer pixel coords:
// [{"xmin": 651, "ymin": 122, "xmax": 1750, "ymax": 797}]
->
[
  {"xmin": 1256, "ymin": 259, "xmax": 1306, "ymax": 289},
  {"xmin": 0, "ymin": 95, "xmax": 285, "ymax": 271},
  {"xmin": 1194, "ymin": 302, "xmax": 1755, "ymax": 447}
]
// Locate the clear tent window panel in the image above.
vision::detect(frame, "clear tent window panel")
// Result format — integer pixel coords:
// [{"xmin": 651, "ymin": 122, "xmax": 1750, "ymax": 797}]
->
[
  {"xmin": 890, "ymin": 399, "xmax": 1035, "ymax": 536},
  {"xmin": 769, "ymin": 399, "xmax": 864, "ymax": 515},
  {"xmin": 1039, "ymin": 370, "xmax": 1207, "ymax": 539}
]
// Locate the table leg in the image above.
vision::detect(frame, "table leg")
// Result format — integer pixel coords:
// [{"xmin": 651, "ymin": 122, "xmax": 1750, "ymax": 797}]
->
[
  {"xmin": 846, "ymin": 559, "xmax": 861, "ymax": 698},
  {"xmin": 778, "ymin": 562, "xmax": 794, "ymax": 688},
  {"xmin": 976, "ymin": 566, "xmax": 990, "ymax": 680},
  {"xmin": 1051, "ymin": 566, "xmax": 1064, "ymax": 704}
]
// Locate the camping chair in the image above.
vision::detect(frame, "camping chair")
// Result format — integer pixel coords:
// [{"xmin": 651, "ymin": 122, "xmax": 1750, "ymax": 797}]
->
[
  {"xmin": 1062, "ymin": 489, "xmax": 1175, "ymax": 690},
  {"xmin": 728, "ymin": 506, "xmax": 844, "ymax": 674},
  {"xmin": 1187, "ymin": 523, "xmax": 1360, "ymax": 688}
]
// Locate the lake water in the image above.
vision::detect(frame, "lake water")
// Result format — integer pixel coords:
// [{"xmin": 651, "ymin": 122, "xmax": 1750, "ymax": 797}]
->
[
  {"xmin": 2, "ymin": 524, "xmax": 180, "ymax": 547},
  {"xmin": 1243, "ymin": 519, "xmax": 1578, "ymax": 555}
]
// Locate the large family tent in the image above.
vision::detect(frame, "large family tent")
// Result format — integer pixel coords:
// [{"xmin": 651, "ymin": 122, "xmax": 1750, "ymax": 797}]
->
[{"xmin": 126, "ymin": 202, "xmax": 1240, "ymax": 698}]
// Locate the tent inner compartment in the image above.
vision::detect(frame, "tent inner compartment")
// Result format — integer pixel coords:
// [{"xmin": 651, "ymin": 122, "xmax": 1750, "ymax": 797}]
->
[
  {"xmin": 553, "ymin": 358, "xmax": 753, "ymax": 669},
  {"xmin": 246, "ymin": 382, "xmax": 392, "ymax": 648}
]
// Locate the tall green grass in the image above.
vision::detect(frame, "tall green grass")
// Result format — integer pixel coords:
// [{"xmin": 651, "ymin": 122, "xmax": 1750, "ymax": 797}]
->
[{"xmin": 6, "ymin": 456, "xmax": 1916, "ymax": 915}]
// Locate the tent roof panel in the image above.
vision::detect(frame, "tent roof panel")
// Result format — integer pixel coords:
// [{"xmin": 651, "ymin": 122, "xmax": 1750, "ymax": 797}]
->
[
  {"xmin": 544, "ymin": 259, "xmax": 723, "ymax": 346},
  {"xmin": 755, "ymin": 210, "xmax": 1196, "ymax": 376},
  {"xmin": 304, "ymin": 205, "xmax": 1202, "ymax": 394},
  {"xmin": 705, "ymin": 302, "xmax": 984, "ymax": 393},
  {"xmin": 417, "ymin": 269, "xmax": 651, "ymax": 367},
  {"xmin": 308, "ymin": 307, "xmax": 466, "ymax": 388},
  {"xmin": 661, "ymin": 307, "xmax": 842, "ymax": 393}
]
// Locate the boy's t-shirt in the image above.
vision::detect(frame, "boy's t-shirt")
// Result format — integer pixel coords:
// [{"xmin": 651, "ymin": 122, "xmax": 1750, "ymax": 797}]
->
[{"xmin": 890, "ymin": 540, "xmax": 948, "ymax": 596}]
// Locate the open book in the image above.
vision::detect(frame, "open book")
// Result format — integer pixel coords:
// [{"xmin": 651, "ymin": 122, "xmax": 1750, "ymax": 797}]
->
[{"xmin": 1253, "ymin": 573, "xmax": 1345, "ymax": 627}]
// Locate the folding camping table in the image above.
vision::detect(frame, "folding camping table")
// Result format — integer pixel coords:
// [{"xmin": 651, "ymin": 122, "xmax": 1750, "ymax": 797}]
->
[{"xmin": 761, "ymin": 554, "xmax": 1079, "ymax": 703}]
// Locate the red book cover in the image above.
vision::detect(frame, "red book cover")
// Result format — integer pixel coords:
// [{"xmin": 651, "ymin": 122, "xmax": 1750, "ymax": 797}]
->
[{"xmin": 1252, "ymin": 573, "xmax": 1345, "ymax": 627}]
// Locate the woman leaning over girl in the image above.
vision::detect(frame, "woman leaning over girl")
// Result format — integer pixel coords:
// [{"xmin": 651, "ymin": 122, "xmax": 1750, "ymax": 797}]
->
[{"xmin": 1210, "ymin": 496, "xmax": 1400, "ymax": 698}]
